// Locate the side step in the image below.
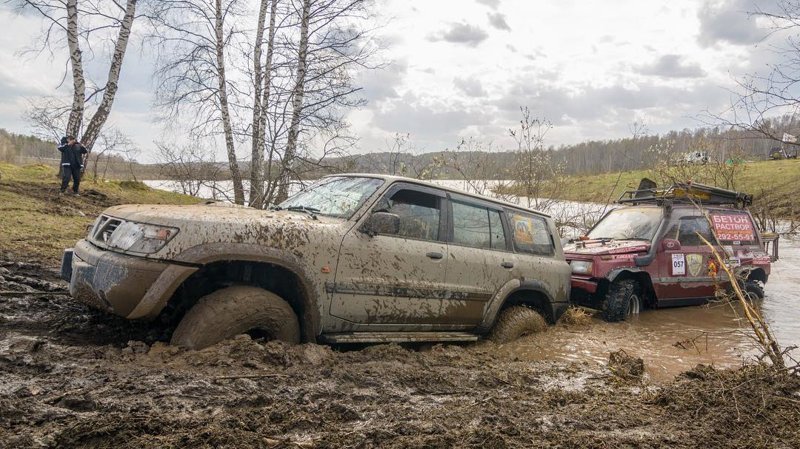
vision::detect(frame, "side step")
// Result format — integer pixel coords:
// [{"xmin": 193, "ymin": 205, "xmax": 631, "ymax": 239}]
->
[{"xmin": 320, "ymin": 331, "xmax": 480, "ymax": 344}]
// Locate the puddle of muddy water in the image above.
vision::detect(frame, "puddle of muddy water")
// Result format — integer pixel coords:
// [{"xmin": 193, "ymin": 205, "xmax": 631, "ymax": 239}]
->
[{"xmin": 499, "ymin": 238, "xmax": 800, "ymax": 382}]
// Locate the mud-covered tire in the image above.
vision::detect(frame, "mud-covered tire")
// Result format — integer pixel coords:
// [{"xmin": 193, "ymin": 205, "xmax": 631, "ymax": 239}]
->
[
  {"xmin": 171, "ymin": 286, "xmax": 300, "ymax": 349},
  {"xmin": 603, "ymin": 279, "xmax": 642, "ymax": 322},
  {"xmin": 489, "ymin": 306, "xmax": 548, "ymax": 343},
  {"xmin": 744, "ymin": 280, "xmax": 765, "ymax": 300}
]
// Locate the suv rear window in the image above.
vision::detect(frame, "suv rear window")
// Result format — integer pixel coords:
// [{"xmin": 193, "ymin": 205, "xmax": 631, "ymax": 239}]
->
[
  {"xmin": 710, "ymin": 212, "xmax": 756, "ymax": 244},
  {"xmin": 451, "ymin": 201, "xmax": 507, "ymax": 250},
  {"xmin": 508, "ymin": 211, "xmax": 553, "ymax": 256}
]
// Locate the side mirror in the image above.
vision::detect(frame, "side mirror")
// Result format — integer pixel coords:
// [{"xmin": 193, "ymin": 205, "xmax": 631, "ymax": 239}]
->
[
  {"xmin": 361, "ymin": 212, "xmax": 400, "ymax": 237},
  {"xmin": 661, "ymin": 238, "xmax": 681, "ymax": 251}
]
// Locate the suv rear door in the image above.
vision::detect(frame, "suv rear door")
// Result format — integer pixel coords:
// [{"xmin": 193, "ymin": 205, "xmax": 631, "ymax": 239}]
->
[
  {"xmin": 656, "ymin": 212, "xmax": 719, "ymax": 304},
  {"xmin": 442, "ymin": 194, "xmax": 515, "ymax": 326}
]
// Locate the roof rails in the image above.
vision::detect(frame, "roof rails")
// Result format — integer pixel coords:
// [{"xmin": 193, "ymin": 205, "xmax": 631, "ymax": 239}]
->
[{"xmin": 618, "ymin": 179, "xmax": 752, "ymax": 209}]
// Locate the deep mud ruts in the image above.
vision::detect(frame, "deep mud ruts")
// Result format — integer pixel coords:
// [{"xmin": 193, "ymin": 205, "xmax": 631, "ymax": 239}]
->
[{"xmin": 1, "ymin": 259, "xmax": 799, "ymax": 448}]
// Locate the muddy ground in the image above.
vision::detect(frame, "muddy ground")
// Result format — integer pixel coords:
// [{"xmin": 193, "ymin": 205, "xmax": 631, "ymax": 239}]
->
[{"xmin": 1, "ymin": 259, "xmax": 799, "ymax": 448}]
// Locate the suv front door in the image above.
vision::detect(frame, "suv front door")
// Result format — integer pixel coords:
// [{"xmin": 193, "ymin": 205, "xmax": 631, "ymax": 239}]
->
[{"xmin": 330, "ymin": 183, "xmax": 453, "ymax": 329}]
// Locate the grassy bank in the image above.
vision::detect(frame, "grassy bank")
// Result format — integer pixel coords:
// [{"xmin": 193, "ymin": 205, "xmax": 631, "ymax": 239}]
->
[
  {"xmin": 536, "ymin": 159, "xmax": 800, "ymax": 203},
  {"xmin": 504, "ymin": 159, "xmax": 800, "ymax": 224},
  {"xmin": 0, "ymin": 163, "xmax": 199, "ymax": 267}
]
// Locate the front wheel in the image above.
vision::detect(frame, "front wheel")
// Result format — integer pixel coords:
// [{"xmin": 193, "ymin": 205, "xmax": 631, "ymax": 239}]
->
[
  {"xmin": 744, "ymin": 280, "xmax": 765, "ymax": 300},
  {"xmin": 603, "ymin": 279, "xmax": 642, "ymax": 322},
  {"xmin": 171, "ymin": 286, "xmax": 300, "ymax": 350}
]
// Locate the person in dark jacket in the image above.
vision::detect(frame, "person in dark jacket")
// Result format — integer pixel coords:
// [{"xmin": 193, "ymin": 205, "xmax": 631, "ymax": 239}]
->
[{"xmin": 58, "ymin": 135, "xmax": 88, "ymax": 195}]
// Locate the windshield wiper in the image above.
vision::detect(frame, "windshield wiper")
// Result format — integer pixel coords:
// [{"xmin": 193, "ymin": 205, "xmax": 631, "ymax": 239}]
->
[{"xmin": 285, "ymin": 205, "xmax": 320, "ymax": 217}]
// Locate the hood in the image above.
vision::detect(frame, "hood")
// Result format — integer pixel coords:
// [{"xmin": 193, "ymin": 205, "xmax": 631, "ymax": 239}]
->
[
  {"xmin": 563, "ymin": 239, "xmax": 650, "ymax": 257},
  {"xmin": 98, "ymin": 203, "xmax": 350, "ymax": 259}
]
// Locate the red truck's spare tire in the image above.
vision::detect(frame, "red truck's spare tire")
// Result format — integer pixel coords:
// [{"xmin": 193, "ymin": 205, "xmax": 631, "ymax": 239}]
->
[{"xmin": 171, "ymin": 286, "xmax": 300, "ymax": 349}]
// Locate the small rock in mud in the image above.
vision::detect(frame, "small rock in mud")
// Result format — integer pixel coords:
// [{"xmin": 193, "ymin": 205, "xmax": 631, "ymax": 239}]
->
[
  {"xmin": 122, "ymin": 340, "xmax": 150, "ymax": 355},
  {"xmin": 54, "ymin": 394, "xmax": 98, "ymax": 412},
  {"xmin": 300, "ymin": 343, "xmax": 334, "ymax": 366},
  {"xmin": 608, "ymin": 349, "xmax": 645, "ymax": 380}
]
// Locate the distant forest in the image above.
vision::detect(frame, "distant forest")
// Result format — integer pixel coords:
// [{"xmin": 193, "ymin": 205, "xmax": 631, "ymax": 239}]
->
[{"xmin": 2, "ymin": 114, "xmax": 798, "ymax": 180}]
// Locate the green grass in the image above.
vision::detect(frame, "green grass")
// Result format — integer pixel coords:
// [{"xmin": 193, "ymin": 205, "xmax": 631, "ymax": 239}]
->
[
  {"xmin": 505, "ymin": 159, "xmax": 800, "ymax": 215},
  {"xmin": 0, "ymin": 163, "xmax": 199, "ymax": 267}
]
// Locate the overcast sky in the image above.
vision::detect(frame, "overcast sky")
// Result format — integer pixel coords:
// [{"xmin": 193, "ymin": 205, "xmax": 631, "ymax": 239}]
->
[{"xmin": 0, "ymin": 0, "xmax": 784, "ymax": 161}]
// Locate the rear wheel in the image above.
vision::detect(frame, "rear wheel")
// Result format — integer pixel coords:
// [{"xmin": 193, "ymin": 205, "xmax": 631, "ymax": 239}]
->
[
  {"xmin": 489, "ymin": 306, "xmax": 548, "ymax": 343},
  {"xmin": 171, "ymin": 286, "xmax": 300, "ymax": 350},
  {"xmin": 603, "ymin": 279, "xmax": 642, "ymax": 322}
]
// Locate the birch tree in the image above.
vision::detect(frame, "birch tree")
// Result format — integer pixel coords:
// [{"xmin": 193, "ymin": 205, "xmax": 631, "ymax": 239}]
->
[
  {"xmin": 17, "ymin": 0, "xmax": 140, "ymax": 151},
  {"xmin": 148, "ymin": 0, "xmax": 246, "ymax": 204},
  {"xmin": 250, "ymin": 0, "xmax": 280, "ymax": 208}
]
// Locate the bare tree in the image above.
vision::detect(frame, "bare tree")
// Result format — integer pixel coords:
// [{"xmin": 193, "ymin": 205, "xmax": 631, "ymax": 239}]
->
[
  {"xmin": 147, "ymin": 0, "xmax": 246, "ymax": 204},
  {"xmin": 155, "ymin": 142, "xmax": 223, "ymax": 198},
  {"xmin": 16, "ymin": 0, "xmax": 140, "ymax": 150},
  {"xmin": 88, "ymin": 128, "xmax": 135, "ymax": 182},
  {"xmin": 270, "ymin": 0, "xmax": 378, "ymax": 204},
  {"xmin": 510, "ymin": 107, "xmax": 563, "ymax": 211},
  {"xmin": 249, "ymin": 0, "xmax": 280, "ymax": 208},
  {"xmin": 701, "ymin": 1, "xmax": 800, "ymax": 144}
]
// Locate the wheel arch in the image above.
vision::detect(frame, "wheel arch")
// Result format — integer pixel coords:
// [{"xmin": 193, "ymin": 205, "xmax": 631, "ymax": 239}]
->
[
  {"xmin": 605, "ymin": 268, "xmax": 655, "ymax": 305},
  {"xmin": 489, "ymin": 280, "xmax": 559, "ymax": 326},
  {"xmin": 139, "ymin": 244, "xmax": 322, "ymax": 342}
]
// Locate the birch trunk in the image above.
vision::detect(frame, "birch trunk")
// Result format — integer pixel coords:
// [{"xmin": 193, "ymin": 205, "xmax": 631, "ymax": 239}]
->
[
  {"xmin": 249, "ymin": 0, "xmax": 278, "ymax": 209},
  {"xmin": 215, "ymin": 0, "xmax": 245, "ymax": 205},
  {"xmin": 275, "ymin": 0, "xmax": 310, "ymax": 203},
  {"xmin": 65, "ymin": 0, "xmax": 85, "ymax": 137},
  {"xmin": 81, "ymin": 0, "xmax": 138, "ymax": 151}
]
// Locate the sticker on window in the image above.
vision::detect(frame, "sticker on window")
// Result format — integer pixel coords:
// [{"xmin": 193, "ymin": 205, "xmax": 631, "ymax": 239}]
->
[
  {"xmin": 711, "ymin": 213, "xmax": 754, "ymax": 242},
  {"xmin": 671, "ymin": 253, "xmax": 686, "ymax": 276},
  {"xmin": 512, "ymin": 215, "xmax": 535, "ymax": 245}
]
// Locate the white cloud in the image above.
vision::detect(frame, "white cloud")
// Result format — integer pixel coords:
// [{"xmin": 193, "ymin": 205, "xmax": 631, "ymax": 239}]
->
[{"xmin": 0, "ymin": 0, "xmax": 789, "ymax": 160}]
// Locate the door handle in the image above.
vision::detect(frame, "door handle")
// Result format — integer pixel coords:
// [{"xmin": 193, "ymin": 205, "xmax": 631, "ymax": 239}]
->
[
  {"xmin": 426, "ymin": 252, "xmax": 444, "ymax": 260},
  {"xmin": 501, "ymin": 261, "xmax": 514, "ymax": 269}
]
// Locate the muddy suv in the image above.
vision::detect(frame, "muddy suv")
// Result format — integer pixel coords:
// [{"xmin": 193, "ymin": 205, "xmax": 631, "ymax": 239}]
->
[
  {"xmin": 565, "ymin": 180, "xmax": 773, "ymax": 322},
  {"xmin": 62, "ymin": 175, "xmax": 570, "ymax": 348}
]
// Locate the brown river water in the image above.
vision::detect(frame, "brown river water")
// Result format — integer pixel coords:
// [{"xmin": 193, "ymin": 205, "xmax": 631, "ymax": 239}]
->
[{"xmin": 500, "ymin": 238, "xmax": 800, "ymax": 382}]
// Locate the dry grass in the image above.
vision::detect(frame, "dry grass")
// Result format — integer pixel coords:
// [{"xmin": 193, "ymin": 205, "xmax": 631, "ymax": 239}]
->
[
  {"xmin": 0, "ymin": 163, "xmax": 199, "ymax": 267},
  {"xmin": 558, "ymin": 306, "xmax": 594, "ymax": 326}
]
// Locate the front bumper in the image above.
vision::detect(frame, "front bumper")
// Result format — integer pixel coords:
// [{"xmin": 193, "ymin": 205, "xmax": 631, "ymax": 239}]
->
[
  {"xmin": 571, "ymin": 276, "xmax": 598, "ymax": 294},
  {"xmin": 66, "ymin": 239, "xmax": 171, "ymax": 317}
]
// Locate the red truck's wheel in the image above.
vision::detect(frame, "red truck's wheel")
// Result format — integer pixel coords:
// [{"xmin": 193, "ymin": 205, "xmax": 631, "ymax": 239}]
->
[
  {"xmin": 171, "ymin": 286, "xmax": 300, "ymax": 349},
  {"xmin": 603, "ymin": 280, "xmax": 642, "ymax": 322}
]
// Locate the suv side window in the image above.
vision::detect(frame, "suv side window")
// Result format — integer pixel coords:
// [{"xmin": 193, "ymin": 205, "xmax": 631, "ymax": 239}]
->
[
  {"xmin": 508, "ymin": 211, "xmax": 554, "ymax": 256},
  {"xmin": 665, "ymin": 216, "xmax": 715, "ymax": 246},
  {"xmin": 378, "ymin": 189, "xmax": 441, "ymax": 241},
  {"xmin": 451, "ymin": 201, "xmax": 507, "ymax": 250}
]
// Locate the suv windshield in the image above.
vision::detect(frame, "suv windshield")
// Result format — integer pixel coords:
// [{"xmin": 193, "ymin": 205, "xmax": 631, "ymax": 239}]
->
[
  {"xmin": 588, "ymin": 207, "xmax": 662, "ymax": 241},
  {"xmin": 277, "ymin": 176, "xmax": 384, "ymax": 219}
]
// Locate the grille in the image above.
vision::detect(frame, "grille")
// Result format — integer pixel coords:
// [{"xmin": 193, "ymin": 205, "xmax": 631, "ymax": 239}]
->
[{"xmin": 92, "ymin": 215, "xmax": 123, "ymax": 244}]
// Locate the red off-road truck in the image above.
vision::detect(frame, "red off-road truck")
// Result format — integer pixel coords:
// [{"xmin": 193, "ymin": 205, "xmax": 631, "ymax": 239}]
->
[{"xmin": 564, "ymin": 181, "xmax": 775, "ymax": 322}]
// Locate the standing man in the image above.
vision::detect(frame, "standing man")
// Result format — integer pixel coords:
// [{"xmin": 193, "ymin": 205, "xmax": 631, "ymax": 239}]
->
[{"xmin": 58, "ymin": 135, "xmax": 88, "ymax": 195}]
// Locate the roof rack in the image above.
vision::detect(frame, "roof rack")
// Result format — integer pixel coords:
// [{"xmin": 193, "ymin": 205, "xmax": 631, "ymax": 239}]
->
[{"xmin": 618, "ymin": 180, "xmax": 752, "ymax": 208}]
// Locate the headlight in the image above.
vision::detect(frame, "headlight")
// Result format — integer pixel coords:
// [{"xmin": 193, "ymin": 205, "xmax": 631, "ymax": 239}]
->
[
  {"xmin": 571, "ymin": 260, "xmax": 593, "ymax": 275},
  {"xmin": 107, "ymin": 221, "xmax": 178, "ymax": 254}
]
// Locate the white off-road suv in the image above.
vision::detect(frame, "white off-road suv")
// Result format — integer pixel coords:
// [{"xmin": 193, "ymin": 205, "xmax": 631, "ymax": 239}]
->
[{"xmin": 63, "ymin": 175, "xmax": 571, "ymax": 348}]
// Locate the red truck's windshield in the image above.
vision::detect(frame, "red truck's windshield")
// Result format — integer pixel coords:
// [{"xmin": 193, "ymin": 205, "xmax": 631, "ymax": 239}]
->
[{"xmin": 587, "ymin": 207, "xmax": 663, "ymax": 241}]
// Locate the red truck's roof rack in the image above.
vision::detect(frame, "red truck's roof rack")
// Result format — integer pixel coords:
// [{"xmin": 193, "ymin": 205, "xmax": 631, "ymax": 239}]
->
[{"xmin": 618, "ymin": 179, "xmax": 752, "ymax": 209}]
